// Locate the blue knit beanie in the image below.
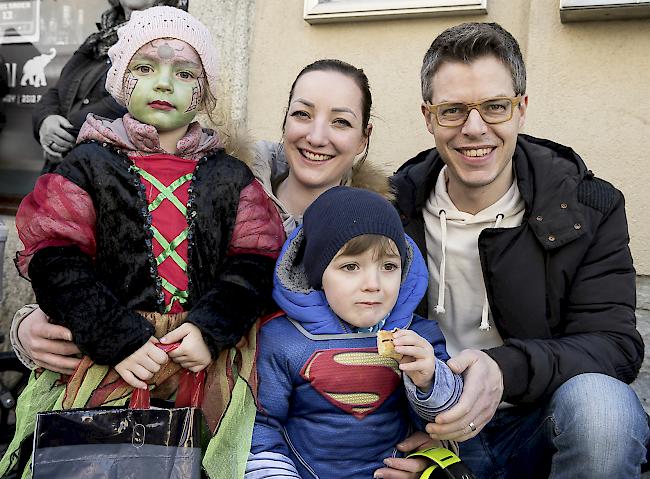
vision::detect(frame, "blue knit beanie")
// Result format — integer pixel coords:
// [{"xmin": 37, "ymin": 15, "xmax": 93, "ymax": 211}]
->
[{"xmin": 302, "ymin": 186, "xmax": 407, "ymax": 289}]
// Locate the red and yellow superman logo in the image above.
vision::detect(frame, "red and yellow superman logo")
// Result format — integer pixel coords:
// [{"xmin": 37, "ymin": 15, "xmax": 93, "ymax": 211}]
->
[{"xmin": 300, "ymin": 348, "xmax": 401, "ymax": 419}]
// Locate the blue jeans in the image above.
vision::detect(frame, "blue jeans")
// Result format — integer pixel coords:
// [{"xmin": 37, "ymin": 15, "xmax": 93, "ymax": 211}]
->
[{"xmin": 458, "ymin": 373, "xmax": 649, "ymax": 479}]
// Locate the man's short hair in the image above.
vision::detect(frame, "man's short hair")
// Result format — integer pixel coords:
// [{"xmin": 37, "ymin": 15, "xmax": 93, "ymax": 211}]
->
[{"xmin": 420, "ymin": 22, "xmax": 526, "ymax": 102}]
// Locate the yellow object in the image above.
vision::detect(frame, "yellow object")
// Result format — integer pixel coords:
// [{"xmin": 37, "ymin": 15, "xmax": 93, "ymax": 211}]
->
[{"xmin": 407, "ymin": 447, "xmax": 462, "ymax": 479}]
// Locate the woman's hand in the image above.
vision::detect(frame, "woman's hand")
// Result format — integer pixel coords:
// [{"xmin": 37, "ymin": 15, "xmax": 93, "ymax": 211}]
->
[
  {"xmin": 115, "ymin": 337, "xmax": 169, "ymax": 389},
  {"xmin": 39, "ymin": 114, "xmax": 76, "ymax": 157},
  {"xmin": 17, "ymin": 307, "xmax": 81, "ymax": 375},
  {"xmin": 161, "ymin": 323, "xmax": 212, "ymax": 372}
]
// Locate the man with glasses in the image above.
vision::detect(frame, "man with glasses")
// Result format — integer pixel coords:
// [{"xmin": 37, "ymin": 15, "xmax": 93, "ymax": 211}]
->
[{"xmin": 385, "ymin": 22, "xmax": 648, "ymax": 478}]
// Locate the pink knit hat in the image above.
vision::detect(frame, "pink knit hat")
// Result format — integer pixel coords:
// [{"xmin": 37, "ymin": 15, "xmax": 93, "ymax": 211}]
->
[{"xmin": 105, "ymin": 6, "xmax": 218, "ymax": 106}]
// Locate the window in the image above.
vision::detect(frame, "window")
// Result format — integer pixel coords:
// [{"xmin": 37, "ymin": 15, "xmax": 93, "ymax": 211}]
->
[
  {"xmin": 560, "ymin": 0, "xmax": 650, "ymax": 22},
  {"xmin": 303, "ymin": 0, "xmax": 487, "ymax": 24}
]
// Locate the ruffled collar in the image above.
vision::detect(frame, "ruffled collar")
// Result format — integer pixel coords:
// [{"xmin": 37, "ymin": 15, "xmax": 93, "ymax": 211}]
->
[{"xmin": 78, "ymin": 113, "xmax": 223, "ymax": 161}]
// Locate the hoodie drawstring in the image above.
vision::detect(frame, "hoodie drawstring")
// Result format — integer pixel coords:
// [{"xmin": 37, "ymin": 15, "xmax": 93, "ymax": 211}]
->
[
  {"xmin": 434, "ymin": 210, "xmax": 447, "ymax": 314},
  {"xmin": 479, "ymin": 213, "xmax": 504, "ymax": 331},
  {"xmin": 435, "ymin": 210, "xmax": 505, "ymax": 332}
]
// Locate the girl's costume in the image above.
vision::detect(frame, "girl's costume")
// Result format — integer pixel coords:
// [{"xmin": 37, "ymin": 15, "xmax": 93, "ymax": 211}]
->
[
  {"xmin": 246, "ymin": 226, "xmax": 463, "ymax": 479},
  {"xmin": 5, "ymin": 139, "xmax": 396, "ymax": 477},
  {"xmin": 0, "ymin": 113, "xmax": 284, "ymax": 478}
]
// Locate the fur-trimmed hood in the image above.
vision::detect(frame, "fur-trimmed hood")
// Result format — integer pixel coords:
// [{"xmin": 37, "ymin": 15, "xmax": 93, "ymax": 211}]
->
[
  {"xmin": 252, "ymin": 140, "xmax": 393, "ymax": 233},
  {"xmin": 271, "ymin": 225, "xmax": 429, "ymax": 335}
]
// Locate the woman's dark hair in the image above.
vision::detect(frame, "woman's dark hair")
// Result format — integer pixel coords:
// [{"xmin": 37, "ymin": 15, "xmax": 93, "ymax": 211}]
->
[{"xmin": 283, "ymin": 59, "xmax": 373, "ymax": 163}]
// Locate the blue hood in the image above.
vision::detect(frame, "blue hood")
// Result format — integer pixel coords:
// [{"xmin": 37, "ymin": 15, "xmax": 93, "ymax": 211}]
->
[{"xmin": 272, "ymin": 226, "xmax": 429, "ymax": 335}]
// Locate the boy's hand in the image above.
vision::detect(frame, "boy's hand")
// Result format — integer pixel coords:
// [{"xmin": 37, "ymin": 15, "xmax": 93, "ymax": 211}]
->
[
  {"xmin": 392, "ymin": 329, "xmax": 436, "ymax": 391},
  {"xmin": 160, "ymin": 323, "xmax": 212, "ymax": 372},
  {"xmin": 115, "ymin": 337, "xmax": 168, "ymax": 389}
]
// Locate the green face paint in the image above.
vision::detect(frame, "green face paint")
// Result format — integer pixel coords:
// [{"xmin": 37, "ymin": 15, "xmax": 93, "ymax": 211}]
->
[{"xmin": 124, "ymin": 39, "xmax": 204, "ymax": 133}]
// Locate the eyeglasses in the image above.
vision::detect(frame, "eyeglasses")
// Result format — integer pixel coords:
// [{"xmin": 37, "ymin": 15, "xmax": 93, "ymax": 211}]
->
[{"xmin": 425, "ymin": 96, "xmax": 522, "ymax": 127}]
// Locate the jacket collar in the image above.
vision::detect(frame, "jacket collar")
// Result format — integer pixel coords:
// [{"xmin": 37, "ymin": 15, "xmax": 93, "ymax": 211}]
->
[
  {"xmin": 394, "ymin": 134, "xmax": 588, "ymax": 250},
  {"xmin": 271, "ymin": 226, "xmax": 429, "ymax": 335}
]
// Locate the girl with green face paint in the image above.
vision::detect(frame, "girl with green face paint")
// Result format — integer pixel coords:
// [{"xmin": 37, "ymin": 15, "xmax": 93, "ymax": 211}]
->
[
  {"xmin": 125, "ymin": 38, "xmax": 205, "ymax": 143},
  {"xmin": 4, "ymin": 7, "xmax": 285, "ymax": 478}
]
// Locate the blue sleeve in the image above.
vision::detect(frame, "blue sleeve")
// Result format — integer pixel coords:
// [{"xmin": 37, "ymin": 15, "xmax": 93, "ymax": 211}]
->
[
  {"xmin": 403, "ymin": 360, "xmax": 463, "ymax": 422},
  {"xmin": 405, "ymin": 315, "xmax": 463, "ymax": 422},
  {"xmin": 247, "ymin": 321, "xmax": 301, "ymax": 478}
]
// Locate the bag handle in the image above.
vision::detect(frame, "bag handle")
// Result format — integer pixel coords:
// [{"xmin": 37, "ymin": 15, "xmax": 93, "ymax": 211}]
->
[{"xmin": 128, "ymin": 342, "xmax": 206, "ymax": 409}]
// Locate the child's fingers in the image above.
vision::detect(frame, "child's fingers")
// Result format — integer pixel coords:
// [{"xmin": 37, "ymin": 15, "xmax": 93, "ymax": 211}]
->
[
  {"xmin": 131, "ymin": 364, "xmax": 156, "ymax": 382},
  {"xmin": 395, "ymin": 344, "xmax": 430, "ymax": 359},
  {"xmin": 120, "ymin": 370, "xmax": 148, "ymax": 390},
  {"xmin": 170, "ymin": 353, "xmax": 191, "ymax": 362},
  {"xmin": 159, "ymin": 324, "xmax": 191, "ymax": 344},
  {"xmin": 143, "ymin": 341, "xmax": 169, "ymax": 364},
  {"xmin": 139, "ymin": 355, "xmax": 163, "ymax": 374},
  {"xmin": 393, "ymin": 330, "xmax": 429, "ymax": 348},
  {"xmin": 398, "ymin": 360, "xmax": 431, "ymax": 372},
  {"xmin": 167, "ymin": 346, "xmax": 189, "ymax": 359}
]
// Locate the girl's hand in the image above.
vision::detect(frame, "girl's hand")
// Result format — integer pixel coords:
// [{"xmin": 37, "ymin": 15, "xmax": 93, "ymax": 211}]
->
[
  {"xmin": 161, "ymin": 323, "xmax": 212, "ymax": 372},
  {"xmin": 392, "ymin": 329, "xmax": 436, "ymax": 391},
  {"xmin": 115, "ymin": 337, "xmax": 168, "ymax": 389}
]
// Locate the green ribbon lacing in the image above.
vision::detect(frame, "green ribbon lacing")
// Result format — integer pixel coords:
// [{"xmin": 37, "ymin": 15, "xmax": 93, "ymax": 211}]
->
[{"xmin": 133, "ymin": 165, "xmax": 193, "ymax": 313}]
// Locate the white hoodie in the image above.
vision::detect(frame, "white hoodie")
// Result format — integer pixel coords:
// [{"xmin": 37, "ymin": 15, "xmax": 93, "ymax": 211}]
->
[{"xmin": 423, "ymin": 166, "xmax": 525, "ymax": 356}]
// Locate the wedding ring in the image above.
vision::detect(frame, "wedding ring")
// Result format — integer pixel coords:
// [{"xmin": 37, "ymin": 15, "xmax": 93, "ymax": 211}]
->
[{"xmin": 468, "ymin": 421, "xmax": 477, "ymax": 432}]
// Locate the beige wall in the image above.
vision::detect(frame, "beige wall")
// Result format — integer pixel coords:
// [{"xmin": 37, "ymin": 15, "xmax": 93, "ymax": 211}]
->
[{"xmin": 246, "ymin": 0, "xmax": 650, "ymax": 273}]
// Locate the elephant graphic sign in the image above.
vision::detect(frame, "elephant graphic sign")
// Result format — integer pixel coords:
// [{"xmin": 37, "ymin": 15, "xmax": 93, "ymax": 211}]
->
[{"xmin": 20, "ymin": 47, "xmax": 55, "ymax": 87}]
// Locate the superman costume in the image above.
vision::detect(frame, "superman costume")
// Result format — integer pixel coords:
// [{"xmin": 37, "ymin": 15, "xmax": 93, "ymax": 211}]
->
[{"xmin": 246, "ymin": 226, "xmax": 463, "ymax": 479}]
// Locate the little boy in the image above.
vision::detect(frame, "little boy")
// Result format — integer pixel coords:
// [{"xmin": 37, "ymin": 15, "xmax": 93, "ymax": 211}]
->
[{"xmin": 246, "ymin": 186, "xmax": 463, "ymax": 479}]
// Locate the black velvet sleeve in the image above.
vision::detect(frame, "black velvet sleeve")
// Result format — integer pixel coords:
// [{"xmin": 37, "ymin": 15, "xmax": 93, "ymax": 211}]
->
[
  {"xmin": 28, "ymin": 245, "xmax": 155, "ymax": 366},
  {"xmin": 186, "ymin": 253, "xmax": 276, "ymax": 357}
]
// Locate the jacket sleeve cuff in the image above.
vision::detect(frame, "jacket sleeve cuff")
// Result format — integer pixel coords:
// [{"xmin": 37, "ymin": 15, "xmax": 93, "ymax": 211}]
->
[
  {"xmin": 28, "ymin": 245, "xmax": 155, "ymax": 366},
  {"xmin": 9, "ymin": 304, "xmax": 40, "ymax": 370},
  {"xmin": 187, "ymin": 254, "xmax": 277, "ymax": 358},
  {"xmin": 484, "ymin": 345, "xmax": 529, "ymax": 401},
  {"xmin": 404, "ymin": 359, "xmax": 462, "ymax": 421}
]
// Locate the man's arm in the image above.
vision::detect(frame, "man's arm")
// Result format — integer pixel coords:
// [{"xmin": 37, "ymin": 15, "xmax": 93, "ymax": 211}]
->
[
  {"xmin": 486, "ymin": 190, "xmax": 641, "ymax": 404},
  {"xmin": 428, "ymin": 186, "xmax": 642, "ymax": 441}
]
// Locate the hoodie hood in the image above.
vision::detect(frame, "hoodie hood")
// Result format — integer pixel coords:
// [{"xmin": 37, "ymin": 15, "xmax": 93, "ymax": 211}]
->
[
  {"xmin": 78, "ymin": 113, "xmax": 224, "ymax": 160},
  {"xmin": 272, "ymin": 225, "xmax": 428, "ymax": 335}
]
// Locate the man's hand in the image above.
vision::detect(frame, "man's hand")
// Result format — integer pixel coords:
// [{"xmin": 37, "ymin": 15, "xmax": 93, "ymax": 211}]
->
[
  {"xmin": 115, "ymin": 337, "xmax": 168, "ymax": 389},
  {"xmin": 426, "ymin": 349, "xmax": 503, "ymax": 441},
  {"xmin": 17, "ymin": 307, "xmax": 81, "ymax": 375},
  {"xmin": 39, "ymin": 114, "xmax": 76, "ymax": 157},
  {"xmin": 374, "ymin": 431, "xmax": 443, "ymax": 479},
  {"xmin": 161, "ymin": 323, "xmax": 212, "ymax": 372}
]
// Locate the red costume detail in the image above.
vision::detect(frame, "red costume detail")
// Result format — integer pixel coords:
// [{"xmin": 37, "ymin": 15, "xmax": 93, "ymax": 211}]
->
[
  {"xmin": 229, "ymin": 180, "xmax": 285, "ymax": 258},
  {"xmin": 300, "ymin": 348, "xmax": 401, "ymax": 419},
  {"xmin": 15, "ymin": 173, "xmax": 97, "ymax": 277},
  {"xmin": 132, "ymin": 153, "xmax": 196, "ymax": 312}
]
